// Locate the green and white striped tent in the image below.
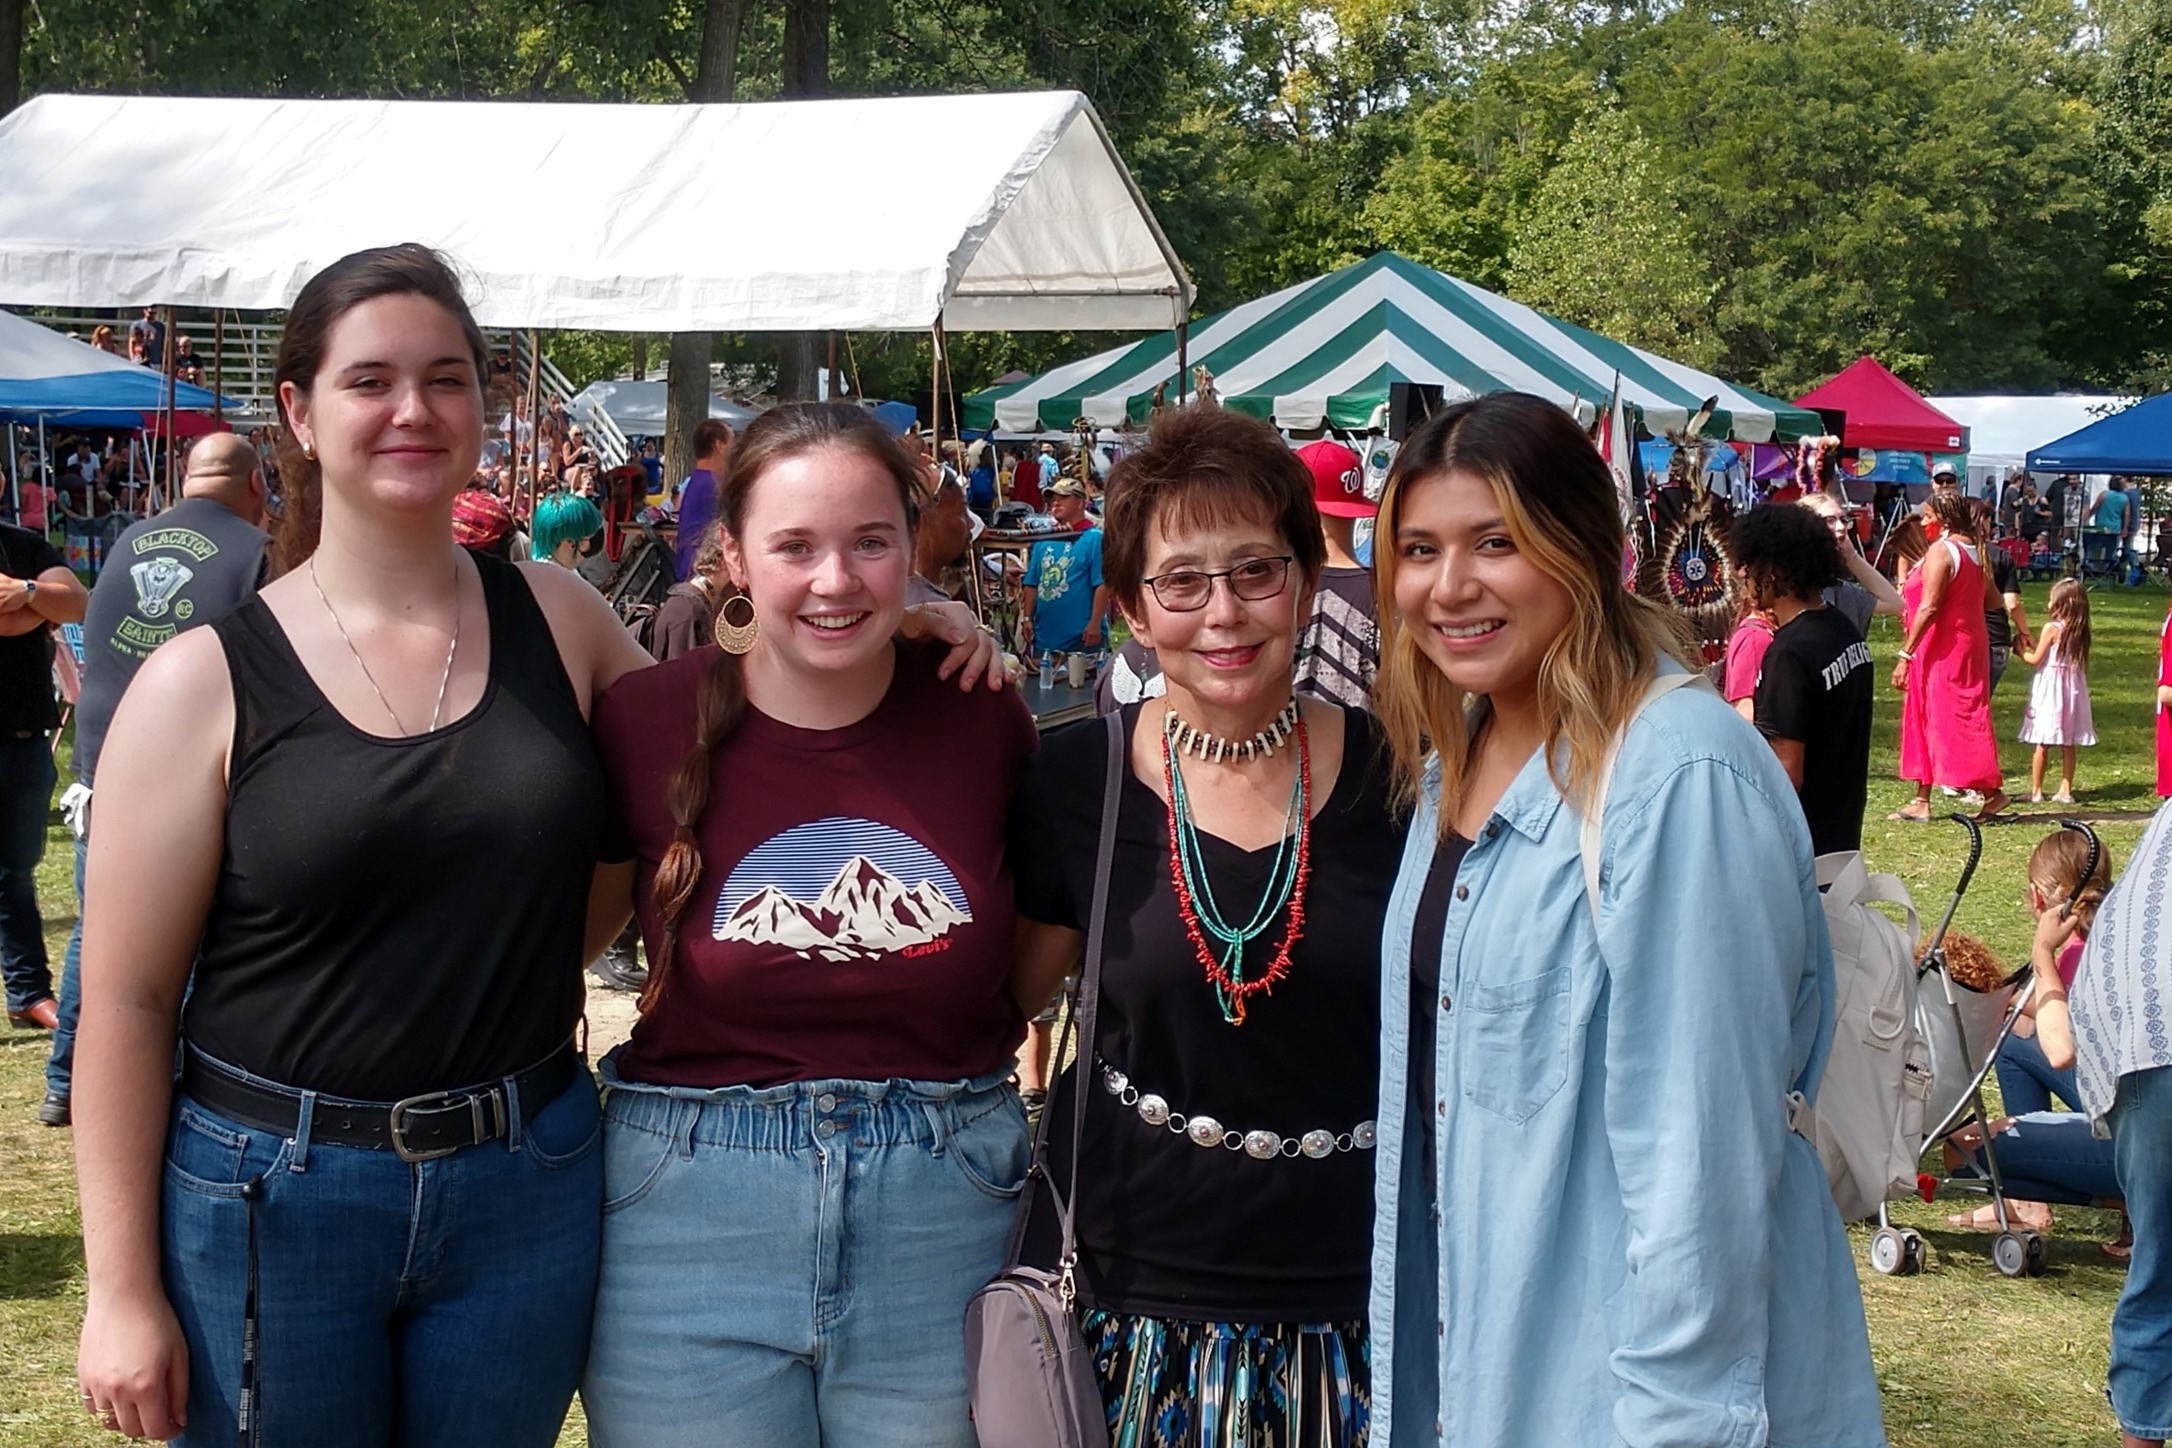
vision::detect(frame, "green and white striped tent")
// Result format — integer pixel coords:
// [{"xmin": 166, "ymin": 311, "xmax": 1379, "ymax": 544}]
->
[{"xmin": 964, "ymin": 251, "xmax": 1821, "ymax": 443}]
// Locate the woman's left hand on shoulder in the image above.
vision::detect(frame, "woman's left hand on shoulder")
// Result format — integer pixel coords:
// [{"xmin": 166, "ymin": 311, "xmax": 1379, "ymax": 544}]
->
[{"xmin": 902, "ymin": 601, "xmax": 1010, "ymax": 692}]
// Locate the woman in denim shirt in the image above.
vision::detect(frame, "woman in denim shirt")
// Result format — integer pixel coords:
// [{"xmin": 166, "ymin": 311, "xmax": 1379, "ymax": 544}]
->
[{"xmin": 1365, "ymin": 394, "xmax": 1886, "ymax": 1447}]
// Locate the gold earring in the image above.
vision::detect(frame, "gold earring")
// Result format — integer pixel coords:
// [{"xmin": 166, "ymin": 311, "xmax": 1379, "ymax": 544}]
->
[
  {"xmin": 714, "ymin": 593, "xmax": 759, "ymax": 655},
  {"xmin": 302, "ymin": 441, "xmax": 316, "ymax": 460}
]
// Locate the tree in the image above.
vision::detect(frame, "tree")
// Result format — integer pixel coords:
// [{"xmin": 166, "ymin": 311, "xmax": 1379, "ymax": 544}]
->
[
  {"xmin": 1504, "ymin": 107, "xmax": 1720, "ymax": 366},
  {"xmin": 2092, "ymin": 0, "xmax": 2172, "ymax": 387},
  {"xmin": 663, "ymin": 0, "xmax": 749, "ymax": 496}
]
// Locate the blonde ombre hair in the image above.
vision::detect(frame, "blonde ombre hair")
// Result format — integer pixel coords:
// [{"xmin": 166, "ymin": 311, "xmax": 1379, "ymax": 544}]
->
[{"xmin": 1373, "ymin": 393, "xmax": 1696, "ymax": 829}]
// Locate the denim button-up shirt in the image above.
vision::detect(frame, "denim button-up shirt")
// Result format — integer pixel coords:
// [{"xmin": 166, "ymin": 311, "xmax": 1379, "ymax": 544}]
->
[{"xmin": 1368, "ymin": 682, "xmax": 1886, "ymax": 1448}]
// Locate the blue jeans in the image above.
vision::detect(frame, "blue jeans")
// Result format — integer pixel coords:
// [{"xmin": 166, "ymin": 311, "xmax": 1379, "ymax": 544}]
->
[
  {"xmin": 0, "ymin": 733, "xmax": 55, "ymax": 1011},
  {"xmin": 45, "ymin": 827, "xmax": 84, "ymax": 1094},
  {"xmin": 1953, "ymin": 1111, "xmax": 2119, "ymax": 1205},
  {"xmin": 2111, "ymin": 1066, "xmax": 2172, "ymax": 1440},
  {"xmin": 582, "ymin": 1058, "xmax": 1027, "ymax": 1447},
  {"xmin": 161, "ymin": 1061, "xmax": 603, "ymax": 1447},
  {"xmin": 1997, "ymin": 1027, "xmax": 2080, "ymax": 1116}
]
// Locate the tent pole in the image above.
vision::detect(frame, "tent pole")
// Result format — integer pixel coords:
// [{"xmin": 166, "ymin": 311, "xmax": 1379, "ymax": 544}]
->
[
  {"xmin": 37, "ymin": 416, "xmax": 47, "ymax": 525},
  {"xmin": 159, "ymin": 304, "xmax": 177, "ymax": 515},
  {"xmin": 826, "ymin": 332, "xmax": 837, "ymax": 399},
  {"xmin": 930, "ymin": 322, "xmax": 943, "ymax": 471},
  {"xmin": 213, "ymin": 309, "xmax": 225, "ymax": 422},
  {"xmin": 525, "ymin": 329, "xmax": 542, "ymax": 518},
  {"xmin": 1176, "ymin": 320, "xmax": 1190, "ymax": 405}
]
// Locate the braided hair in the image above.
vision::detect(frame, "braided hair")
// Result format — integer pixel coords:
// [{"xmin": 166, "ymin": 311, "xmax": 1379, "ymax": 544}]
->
[{"xmin": 641, "ymin": 403, "xmax": 923, "ymax": 1010}]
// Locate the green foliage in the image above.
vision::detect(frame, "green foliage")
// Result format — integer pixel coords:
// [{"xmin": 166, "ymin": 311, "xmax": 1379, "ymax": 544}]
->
[{"xmin": 1503, "ymin": 106, "xmax": 1721, "ymax": 366}]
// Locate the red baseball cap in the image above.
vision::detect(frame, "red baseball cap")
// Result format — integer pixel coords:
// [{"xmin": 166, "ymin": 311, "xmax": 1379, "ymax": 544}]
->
[{"xmin": 1297, "ymin": 439, "xmax": 1374, "ymax": 518}]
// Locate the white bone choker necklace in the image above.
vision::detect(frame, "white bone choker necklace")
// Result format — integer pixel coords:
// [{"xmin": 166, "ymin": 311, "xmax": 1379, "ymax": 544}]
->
[{"xmin": 1162, "ymin": 697, "xmax": 1300, "ymax": 764}]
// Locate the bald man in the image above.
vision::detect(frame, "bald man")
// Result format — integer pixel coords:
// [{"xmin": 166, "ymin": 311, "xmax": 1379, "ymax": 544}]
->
[{"xmin": 38, "ymin": 431, "xmax": 270, "ymax": 1127}]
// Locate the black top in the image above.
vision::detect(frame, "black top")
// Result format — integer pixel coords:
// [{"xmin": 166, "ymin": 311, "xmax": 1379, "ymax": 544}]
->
[
  {"xmin": 0, "ymin": 523, "xmax": 65, "ymax": 735},
  {"xmin": 1754, "ymin": 604, "xmax": 1873, "ymax": 856},
  {"xmin": 1408, "ymin": 830, "xmax": 1470, "ymax": 1179},
  {"xmin": 1012, "ymin": 704, "xmax": 1405, "ymax": 1321},
  {"xmin": 74, "ymin": 498, "xmax": 268, "ymax": 785},
  {"xmin": 183, "ymin": 553, "xmax": 607, "ymax": 1100},
  {"xmin": 1984, "ymin": 548, "xmax": 2017, "ymax": 654}
]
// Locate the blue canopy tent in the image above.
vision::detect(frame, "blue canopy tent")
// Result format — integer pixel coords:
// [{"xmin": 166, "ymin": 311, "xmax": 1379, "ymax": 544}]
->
[
  {"xmin": 2026, "ymin": 394, "xmax": 2172, "ymax": 475},
  {"xmin": 2, "ymin": 306, "xmax": 234, "ymax": 517}
]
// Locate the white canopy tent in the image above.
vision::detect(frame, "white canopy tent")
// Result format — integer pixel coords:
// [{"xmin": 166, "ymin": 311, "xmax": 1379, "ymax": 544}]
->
[
  {"xmin": 0, "ymin": 91, "xmax": 1191, "ymax": 333},
  {"xmin": 568, "ymin": 379, "xmax": 763, "ymax": 439},
  {"xmin": 1931, "ymin": 395, "xmax": 2136, "ymax": 488}
]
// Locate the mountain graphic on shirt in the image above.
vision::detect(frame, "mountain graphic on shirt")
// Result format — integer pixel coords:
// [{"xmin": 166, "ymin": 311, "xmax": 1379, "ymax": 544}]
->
[{"xmin": 713, "ymin": 817, "xmax": 973, "ymax": 963}]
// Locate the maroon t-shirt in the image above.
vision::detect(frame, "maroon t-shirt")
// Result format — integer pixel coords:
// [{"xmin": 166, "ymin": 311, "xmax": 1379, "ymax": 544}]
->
[{"xmin": 594, "ymin": 641, "xmax": 1036, "ymax": 1088}]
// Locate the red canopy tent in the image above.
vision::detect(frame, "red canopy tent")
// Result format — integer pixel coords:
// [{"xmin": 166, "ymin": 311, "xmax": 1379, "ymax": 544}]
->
[{"xmin": 1795, "ymin": 357, "xmax": 1969, "ymax": 453}]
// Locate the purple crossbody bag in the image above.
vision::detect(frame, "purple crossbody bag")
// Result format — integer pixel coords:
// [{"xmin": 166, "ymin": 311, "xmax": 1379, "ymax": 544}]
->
[{"xmin": 962, "ymin": 714, "xmax": 1119, "ymax": 1448}]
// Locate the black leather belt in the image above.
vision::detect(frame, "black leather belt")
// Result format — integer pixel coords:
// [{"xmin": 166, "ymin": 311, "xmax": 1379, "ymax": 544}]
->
[{"xmin": 180, "ymin": 1044, "xmax": 581, "ymax": 1163}]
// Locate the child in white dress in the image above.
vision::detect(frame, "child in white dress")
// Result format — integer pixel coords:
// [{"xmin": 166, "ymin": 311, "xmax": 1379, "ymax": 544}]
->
[{"xmin": 2019, "ymin": 578, "xmax": 2096, "ymax": 802}]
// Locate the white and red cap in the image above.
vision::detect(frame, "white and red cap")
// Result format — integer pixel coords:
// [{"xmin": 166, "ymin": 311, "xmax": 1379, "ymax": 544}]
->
[{"xmin": 1296, "ymin": 439, "xmax": 1374, "ymax": 518}]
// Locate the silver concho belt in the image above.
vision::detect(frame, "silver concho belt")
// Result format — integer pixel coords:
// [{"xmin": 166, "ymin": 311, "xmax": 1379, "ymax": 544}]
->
[{"xmin": 1098, "ymin": 1061, "xmax": 1377, "ymax": 1161}]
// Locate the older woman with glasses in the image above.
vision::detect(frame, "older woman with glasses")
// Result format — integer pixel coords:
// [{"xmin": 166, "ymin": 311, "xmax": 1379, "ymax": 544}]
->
[{"xmin": 1010, "ymin": 405, "xmax": 1405, "ymax": 1446}]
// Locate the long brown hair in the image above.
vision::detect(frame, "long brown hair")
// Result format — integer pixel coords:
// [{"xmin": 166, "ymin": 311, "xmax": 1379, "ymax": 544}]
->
[
  {"xmin": 2046, "ymin": 578, "xmax": 2093, "ymax": 672},
  {"xmin": 1372, "ymin": 392, "xmax": 1693, "ymax": 828},
  {"xmin": 269, "ymin": 244, "xmax": 490, "ymax": 575},
  {"xmin": 643, "ymin": 403, "xmax": 922, "ymax": 1009}
]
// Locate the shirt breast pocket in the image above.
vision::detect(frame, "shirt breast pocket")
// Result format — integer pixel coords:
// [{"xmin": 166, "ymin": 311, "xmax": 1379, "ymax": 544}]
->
[{"xmin": 1459, "ymin": 965, "xmax": 1574, "ymax": 1124}]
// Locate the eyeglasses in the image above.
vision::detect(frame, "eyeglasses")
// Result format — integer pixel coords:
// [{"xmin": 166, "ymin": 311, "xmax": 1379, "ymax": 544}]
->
[{"xmin": 1140, "ymin": 555, "xmax": 1296, "ymax": 612}]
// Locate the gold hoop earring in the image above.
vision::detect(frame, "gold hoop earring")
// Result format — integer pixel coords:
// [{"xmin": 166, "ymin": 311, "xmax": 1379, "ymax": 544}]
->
[
  {"xmin": 302, "ymin": 441, "xmax": 316, "ymax": 460},
  {"xmin": 714, "ymin": 593, "xmax": 759, "ymax": 655}
]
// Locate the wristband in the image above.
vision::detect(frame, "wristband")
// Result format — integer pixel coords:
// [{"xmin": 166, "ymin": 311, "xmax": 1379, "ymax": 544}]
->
[{"xmin": 1896, "ymin": 649, "xmax": 1914, "ymax": 661}]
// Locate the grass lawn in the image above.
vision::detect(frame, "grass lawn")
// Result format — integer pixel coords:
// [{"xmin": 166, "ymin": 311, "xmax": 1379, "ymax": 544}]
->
[{"xmin": 2, "ymin": 578, "xmax": 2166, "ymax": 1446}]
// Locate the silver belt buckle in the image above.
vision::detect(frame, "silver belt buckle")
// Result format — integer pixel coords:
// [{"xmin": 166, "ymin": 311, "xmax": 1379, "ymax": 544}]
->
[{"xmin": 388, "ymin": 1090, "xmax": 495, "ymax": 1163}]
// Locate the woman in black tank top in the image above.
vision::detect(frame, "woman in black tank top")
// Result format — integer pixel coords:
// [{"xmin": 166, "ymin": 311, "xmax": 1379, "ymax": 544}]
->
[{"xmin": 70, "ymin": 247, "xmax": 655, "ymax": 1448}]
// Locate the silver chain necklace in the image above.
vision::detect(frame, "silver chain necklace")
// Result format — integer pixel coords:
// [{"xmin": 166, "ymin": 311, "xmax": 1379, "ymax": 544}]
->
[{"xmin": 308, "ymin": 557, "xmax": 463, "ymax": 735}]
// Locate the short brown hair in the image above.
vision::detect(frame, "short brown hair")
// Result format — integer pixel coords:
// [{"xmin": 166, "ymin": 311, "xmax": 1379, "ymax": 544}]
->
[
  {"xmin": 693, "ymin": 418, "xmax": 735, "ymax": 459},
  {"xmin": 1100, "ymin": 405, "xmax": 1326, "ymax": 614}
]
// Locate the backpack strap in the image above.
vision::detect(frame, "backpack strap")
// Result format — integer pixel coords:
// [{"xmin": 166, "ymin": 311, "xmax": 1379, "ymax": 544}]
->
[{"xmin": 1576, "ymin": 667, "xmax": 1709, "ymax": 924}]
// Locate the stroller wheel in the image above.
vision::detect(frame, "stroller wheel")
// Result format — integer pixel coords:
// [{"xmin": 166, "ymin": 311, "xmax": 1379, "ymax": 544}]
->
[
  {"xmin": 1869, "ymin": 1227, "xmax": 1915, "ymax": 1276},
  {"xmin": 1992, "ymin": 1230, "xmax": 2033, "ymax": 1278},
  {"xmin": 2023, "ymin": 1231, "xmax": 2049, "ymax": 1277},
  {"xmin": 1900, "ymin": 1228, "xmax": 1927, "ymax": 1275}
]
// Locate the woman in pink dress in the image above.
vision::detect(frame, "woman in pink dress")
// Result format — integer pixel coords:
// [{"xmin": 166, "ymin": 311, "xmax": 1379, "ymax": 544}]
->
[{"xmin": 1891, "ymin": 492, "xmax": 2006, "ymax": 820}]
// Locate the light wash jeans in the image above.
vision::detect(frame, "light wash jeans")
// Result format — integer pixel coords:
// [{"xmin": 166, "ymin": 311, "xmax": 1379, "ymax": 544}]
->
[
  {"xmin": 2110, "ymin": 1065, "xmax": 2172, "ymax": 1440},
  {"xmin": 45, "ymin": 828, "xmax": 85, "ymax": 1096},
  {"xmin": 161, "ymin": 1065, "xmax": 603, "ymax": 1447},
  {"xmin": 582, "ymin": 1057, "xmax": 1027, "ymax": 1448}
]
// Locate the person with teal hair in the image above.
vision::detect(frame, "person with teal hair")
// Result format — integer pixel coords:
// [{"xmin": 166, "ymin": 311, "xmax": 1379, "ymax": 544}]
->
[{"xmin": 531, "ymin": 490, "xmax": 604, "ymax": 569}]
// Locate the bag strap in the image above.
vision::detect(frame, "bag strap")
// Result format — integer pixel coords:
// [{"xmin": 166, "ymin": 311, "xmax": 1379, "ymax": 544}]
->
[
  {"xmin": 1577, "ymin": 668, "xmax": 1706, "ymax": 922},
  {"xmin": 1006, "ymin": 712, "xmax": 1125, "ymax": 1279}
]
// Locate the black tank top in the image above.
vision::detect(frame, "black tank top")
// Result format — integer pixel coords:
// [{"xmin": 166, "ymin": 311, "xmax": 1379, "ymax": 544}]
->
[{"xmin": 184, "ymin": 553, "xmax": 606, "ymax": 1100}]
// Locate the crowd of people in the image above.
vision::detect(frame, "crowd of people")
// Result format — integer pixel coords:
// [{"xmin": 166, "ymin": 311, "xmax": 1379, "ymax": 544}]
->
[{"xmin": 2, "ymin": 243, "xmax": 2170, "ymax": 1448}]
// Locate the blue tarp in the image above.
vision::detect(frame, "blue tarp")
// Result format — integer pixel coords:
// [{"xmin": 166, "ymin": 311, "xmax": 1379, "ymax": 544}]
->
[{"xmin": 2027, "ymin": 394, "xmax": 2172, "ymax": 475}]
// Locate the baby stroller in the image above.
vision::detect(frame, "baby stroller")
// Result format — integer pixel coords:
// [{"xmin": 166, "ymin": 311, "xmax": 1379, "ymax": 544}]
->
[{"xmin": 1868, "ymin": 815, "xmax": 2101, "ymax": 1279}]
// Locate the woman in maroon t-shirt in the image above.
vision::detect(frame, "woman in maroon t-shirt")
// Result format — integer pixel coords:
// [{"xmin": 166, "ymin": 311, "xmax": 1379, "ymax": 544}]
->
[{"xmin": 582, "ymin": 403, "xmax": 1032, "ymax": 1447}]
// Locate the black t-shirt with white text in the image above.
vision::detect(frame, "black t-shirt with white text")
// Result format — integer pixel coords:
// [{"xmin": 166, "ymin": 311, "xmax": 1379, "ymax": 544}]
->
[{"xmin": 1754, "ymin": 604, "xmax": 1873, "ymax": 856}]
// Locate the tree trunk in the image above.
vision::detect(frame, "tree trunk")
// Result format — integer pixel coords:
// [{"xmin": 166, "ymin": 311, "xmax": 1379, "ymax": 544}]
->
[
  {"xmin": 773, "ymin": 0, "xmax": 831, "ymax": 402},
  {"xmin": 0, "ymin": 0, "xmax": 22, "ymax": 117},
  {"xmin": 662, "ymin": 0, "xmax": 748, "ymax": 494}
]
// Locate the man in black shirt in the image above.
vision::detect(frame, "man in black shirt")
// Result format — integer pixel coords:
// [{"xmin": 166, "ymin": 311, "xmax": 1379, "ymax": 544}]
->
[
  {"xmin": 1730, "ymin": 504, "xmax": 1873, "ymax": 856},
  {"xmin": 0, "ymin": 521, "xmax": 89, "ymax": 1033}
]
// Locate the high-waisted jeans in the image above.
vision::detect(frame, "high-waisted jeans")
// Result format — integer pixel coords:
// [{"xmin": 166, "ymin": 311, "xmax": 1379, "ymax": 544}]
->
[
  {"xmin": 581, "ymin": 1056, "xmax": 1028, "ymax": 1447},
  {"xmin": 2110, "ymin": 1065, "xmax": 2172, "ymax": 1440},
  {"xmin": 160, "ymin": 1058, "xmax": 603, "ymax": 1448}
]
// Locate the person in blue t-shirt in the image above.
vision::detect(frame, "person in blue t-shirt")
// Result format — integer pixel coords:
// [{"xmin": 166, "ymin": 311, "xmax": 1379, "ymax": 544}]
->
[
  {"xmin": 1019, "ymin": 481, "xmax": 1107, "ymax": 654},
  {"xmin": 966, "ymin": 441, "xmax": 997, "ymax": 519}
]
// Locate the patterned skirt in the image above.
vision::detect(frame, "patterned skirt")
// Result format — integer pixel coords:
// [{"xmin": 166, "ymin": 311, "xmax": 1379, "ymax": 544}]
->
[{"xmin": 1080, "ymin": 1308, "xmax": 1370, "ymax": 1448}]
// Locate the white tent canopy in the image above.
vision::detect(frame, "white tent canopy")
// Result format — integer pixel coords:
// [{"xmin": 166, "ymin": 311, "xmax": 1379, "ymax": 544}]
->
[
  {"xmin": 0, "ymin": 91, "xmax": 1190, "ymax": 333},
  {"xmin": 1931, "ymin": 395, "xmax": 2136, "ymax": 475}
]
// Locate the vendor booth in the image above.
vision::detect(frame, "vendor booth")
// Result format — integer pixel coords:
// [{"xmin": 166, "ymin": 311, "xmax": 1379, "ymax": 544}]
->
[
  {"xmin": 1795, "ymin": 357, "xmax": 1968, "ymax": 500},
  {"xmin": 966, "ymin": 251, "xmax": 1821, "ymax": 442},
  {"xmin": 1932, "ymin": 394, "xmax": 2136, "ymax": 489}
]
